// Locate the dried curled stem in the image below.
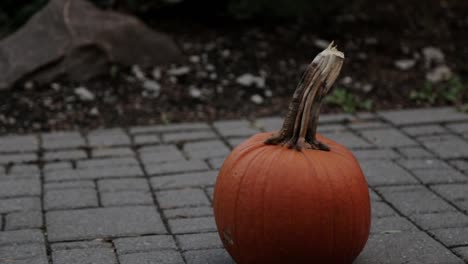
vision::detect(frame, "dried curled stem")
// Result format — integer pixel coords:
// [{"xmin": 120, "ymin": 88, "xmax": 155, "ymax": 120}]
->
[{"xmin": 265, "ymin": 43, "xmax": 344, "ymax": 151}]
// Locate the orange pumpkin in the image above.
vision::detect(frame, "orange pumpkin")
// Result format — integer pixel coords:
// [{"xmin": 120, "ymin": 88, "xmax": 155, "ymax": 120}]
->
[{"xmin": 213, "ymin": 44, "xmax": 370, "ymax": 264}]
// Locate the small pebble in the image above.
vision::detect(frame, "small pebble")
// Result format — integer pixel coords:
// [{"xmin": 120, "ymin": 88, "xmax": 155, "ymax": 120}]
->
[
  {"xmin": 250, "ymin": 94, "xmax": 264, "ymax": 104},
  {"xmin": 74, "ymin": 86, "xmax": 95, "ymax": 101}
]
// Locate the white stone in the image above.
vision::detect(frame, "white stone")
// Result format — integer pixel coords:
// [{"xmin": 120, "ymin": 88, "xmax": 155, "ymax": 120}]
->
[
  {"xmin": 142, "ymin": 80, "xmax": 161, "ymax": 96},
  {"xmin": 189, "ymin": 86, "xmax": 202, "ymax": 98},
  {"xmin": 236, "ymin": 73, "xmax": 265, "ymax": 88},
  {"xmin": 89, "ymin": 107, "xmax": 99, "ymax": 116},
  {"xmin": 74, "ymin": 86, "xmax": 95, "ymax": 101},
  {"xmin": 422, "ymin": 46, "xmax": 445, "ymax": 67},
  {"xmin": 250, "ymin": 94, "xmax": 264, "ymax": 104},
  {"xmin": 394, "ymin": 59, "xmax": 416, "ymax": 71},
  {"xmin": 167, "ymin": 66, "xmax": 190, "ymax": 76},
  {"xmin": 341, "ymin": 76, "xmax": 353, "ymax": 85},
  {"xmin": 426, "ymin": 65, "xmax": 452, "ymax": 83},
  {"xmin": 264, "ymin": 89, "xmax": 273, "ymax": 97},
  {"xmin": 152, "ymin": 68, "xmax": 162, "ymax": 80},
  {"xmin": 131, "ymin": 65, "xmax": 146, "ymax": 81},
  {"xmin": 50, "ymin": 83, "xmax": 61, "ymax": 91},
  {"xmin": 189, "ymin": 55, "xmax": 200, "ymax": 63}
]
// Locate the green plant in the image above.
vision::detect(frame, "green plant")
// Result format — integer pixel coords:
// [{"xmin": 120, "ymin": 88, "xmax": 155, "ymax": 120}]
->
[
  {"xmin": 410, "ymin": 76, "xmax": 467, "ymax": 106},
  {"xmin": 325, "ymin": 87, "xmax": 373, "ymax": 113}
]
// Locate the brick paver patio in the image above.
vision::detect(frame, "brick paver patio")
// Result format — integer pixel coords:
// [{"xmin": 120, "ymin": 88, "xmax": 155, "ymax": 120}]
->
[{"xmin": 0, "ymin": 106, "xmax": 468, "ymax": 263}]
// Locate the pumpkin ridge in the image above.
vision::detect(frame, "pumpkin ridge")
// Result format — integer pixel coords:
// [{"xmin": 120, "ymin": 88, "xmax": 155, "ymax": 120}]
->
[
  {"xmin": 232, "ymin": 146, "xmax": 272, "ymax": 262},
  {"xmin": 256, "ymin": 147, "xmax": 279, "ymax": 260}
]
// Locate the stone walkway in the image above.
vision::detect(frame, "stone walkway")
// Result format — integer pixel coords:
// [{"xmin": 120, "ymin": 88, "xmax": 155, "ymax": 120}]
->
[{"xmin": 0, "ymin": 107, "xmax": 468, "ymax": 264}]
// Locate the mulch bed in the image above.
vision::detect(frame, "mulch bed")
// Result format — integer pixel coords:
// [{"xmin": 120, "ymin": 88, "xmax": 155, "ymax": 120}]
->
[{"xmin": 1, "ymin": 1, "xmax": 467, "ymax": 134}]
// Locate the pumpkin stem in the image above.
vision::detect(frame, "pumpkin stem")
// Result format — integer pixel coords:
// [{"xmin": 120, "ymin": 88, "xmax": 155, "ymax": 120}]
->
[{"xmin": 265, "ymin": 43, "xmax": 344, "ymax": 151}]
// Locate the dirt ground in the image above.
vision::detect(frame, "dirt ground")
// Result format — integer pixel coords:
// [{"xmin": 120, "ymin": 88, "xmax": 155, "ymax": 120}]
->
[{"xmin": 0, "ymin": 1, "xmax": 467, "ymax": 134}]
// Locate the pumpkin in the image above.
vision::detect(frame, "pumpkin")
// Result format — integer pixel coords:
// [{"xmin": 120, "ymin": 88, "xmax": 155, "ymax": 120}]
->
[{"xmin": 213, "ymin": 43, "xmax": 370, "ymax": 264}]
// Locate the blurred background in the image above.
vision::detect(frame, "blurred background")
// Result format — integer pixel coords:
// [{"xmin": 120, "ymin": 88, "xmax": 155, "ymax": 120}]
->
[{"xmin": 0, "ymin": 0, "xmax": 467, "ymax": 133}]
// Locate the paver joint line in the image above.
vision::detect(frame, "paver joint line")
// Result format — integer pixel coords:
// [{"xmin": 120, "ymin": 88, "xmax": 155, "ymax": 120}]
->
[{"xmin": 0, "ymin": 107, "xmax": 467, "ymax": 263}]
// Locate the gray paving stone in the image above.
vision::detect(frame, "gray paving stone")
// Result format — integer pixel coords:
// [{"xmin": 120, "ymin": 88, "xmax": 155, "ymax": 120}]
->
[
  {"xmin": 379, "ymin": 107, "xmax": 468, "ymax": 126},
  {"xmin": 348, "ymin": 121, "xmax": 390, "ymax": 130},
  {"xmin": 41, "ymin": 131, "xmax": 85, "ymax": 150},
  {"xmin": 360, "ymin": 160, "xmax": 418, "ymax": 186},
  {"xmin": 164, "ymin": 206, "xmax": 213, "ymax": 219},
  {"xmin": 352, "ymin": 149, "xmax": 400, "ymax": 161},
  {"xmin": 183, "ymin": 140, "xmax": 230, "ymax": 159},
  {"xmin": 0, "ymin": 153, "xmax": 37, "ymax": 164},
  {"xmin": 430, "ymin": 227, "xmax": 468, "ymax": 247},
  {"xmin": 184, "ymin": 249, "xmax": 234, "ymax": 264},
  {"xmin": 411, "ymin": 168, "xmax": 467, "ymax": 184},
  {"xmin": 447, "ymin": 122, "xmax": 468, "ymax": 134},
  {"xmin": 397, "ymin": 158, "xmax": 451, "ymax": 170},
  {"xmin": 163, "ymin": 130, "xmax": 218, "ymax": 143},
  {"xmin": 370, "ymin": 216, "xmax": 417, "ymax": 234},
  {"xmin": 168, "ymin": 216, "xmax": 216, "ymax": 234},
  {"xmin": 227, "ymin": 137, "xmax": 248, "ymax": 148},
  {"xmin": 51, "ymin": 240, "xmax": 113, "ymax": 250},
  {"xmin": 134, "ymin": 134, "xmax": 161, "ymax": 145},
  {"xmin": 431, "ymin": 183, "xmax": 468, "ymax": 202},
  {"xmin": 255, "ymin": 116, "xmax": 282, "ymax": 132},
  {"xmin": 410, "ymin": 212, "xmax": 468, "ymax": 230},
  {"xmin": 402, "ymin": 124, "xmax": 448, "ymax": 136},
  {"xmin": 140, "ymin": 145, "xmax": 185, "ymax": 163},
  {"xmin": 355, "ymin": 112, "xmax": 378, "ymax": 120},
  {"xmin": 45, "ymin": 181, "xmax": 95, "ymax": 190},
  {"xmin": 0, "ymin": 179, "xmax": 41, "ymax": 198},
  {"xmin": 0, "ymin": 135, "xmax": 38, "ymax": 153},
  {"xmin": 98, "ymin": 178, "xmax": 149, "ymax": 192},
  {"xmin": 9, "ymin": 164, "xmax": 40, "ymax": 174},
  {"xmin": 317, "ymin": 123, "xmax": 348, "ymax": 133},
  {"xmin": 92, "ymin": 147, "xmax": 134, "ymax": 158},
  {"xmin": 369, "ymin": 189, "xmax": 381, "ymax": 201},
  {"xmin": 177, "ymin": 232, "xmax": 222, "ymax": 250},
  {"xmin": 451, "ymin": 159, "xmax": 468, "ymax": 172},
  {"xmin": 371, "ymin": 201, "xmax": 398, "ymax": 218},
  {"xmin": 88, "ymin": 129, "xmax": 131, "ymax": 147},
  {"xmin": 44, "ymin": 188, "xmax": 98, "ymax": 210},
  {"xmin": 205, "ymin": 187, "xmax": 214, "ymax": 201},
  {"xmin": 322, "ymin": 131, "xmax": 373, "ymax": 149},
  {"xmin": 77, "ymin": 157, "xmax": 139, "ymax": 169},
  {"xmin": 45, "ymin": 166, "xmax": 143, "ymax": 181},
  {"xmin": 318, "ymin": 113, "xmax": 353, "ymax": 123},
  {"xmin": 0, "ymin": 197, "xmax": 41, "ymax": 213},
  {"xmin": 453, "ymin": 247, "xmax": 468, "ymax": 262},
  {"xmin": 0, "ymin": 229, "xmax": 44, "ymax": 246},
  {"xmin": 43, "ymin": 149, "xmax": 87, "ymax": 161},
  {"xmin": 114, "ymin": 235, "xmax": 177, "ymax": 254},
  {"xmin": 101, "ymin": 191, "xmax": 153, "ymax": 206},
  {"xmin": 208, "ymin": 157, "xmax": 225, "ymax": 169},
  {"xmin": 397, "ymin": 147, "xmax": 434, "ymax": 158},
  {"xmin": 43, "ymin": 162, "xmax": 72, "ymax": 172},
  {"xmin": 355, "ymin": 231, "xmax": 464, "ymax": 264},
  {"xmin": 52, "ymin": 248, "xmax": 118, "ymax": 264},
  {"xmin": 151, "ymin": 171, "xmax": 218, "ymax": 190},
  {"xmin": 46, "ymin": 206, "xmax": 166, "ymax": 242},
  {"xmin": 145, "ymin": 159, "xmax": 209, "ymax": 175},
  {"xmin": 157, "ymin": 188, "xmax": 210, "ymax": 209},
  {"xmin": 5, "ymin": 211, "xmax": 43, "ymax": 230},
  {"xmin": 119, "ymin": 250, "xmax": 184, "ymax": 264},
  {"xmin": 213, "ymin": 120, "xmax": 259, "ymax": 137},
  {"xmin": 130, "ymin": 122, "xmax": 210, "ymax": 134},
  {"xmin": 419, "ymin": 134, "xmax": 468, "ymax": 159},
  {"xmin": 0, "ymin": 243, "xmax": 48, "ymax": 264},
  {"xmin": 377, "ymin": 185, "xmax": 457, "ymax": 215},
  {"xmin": 360, "ymin": 128, "xmax": 418, "ymax": 147}
]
